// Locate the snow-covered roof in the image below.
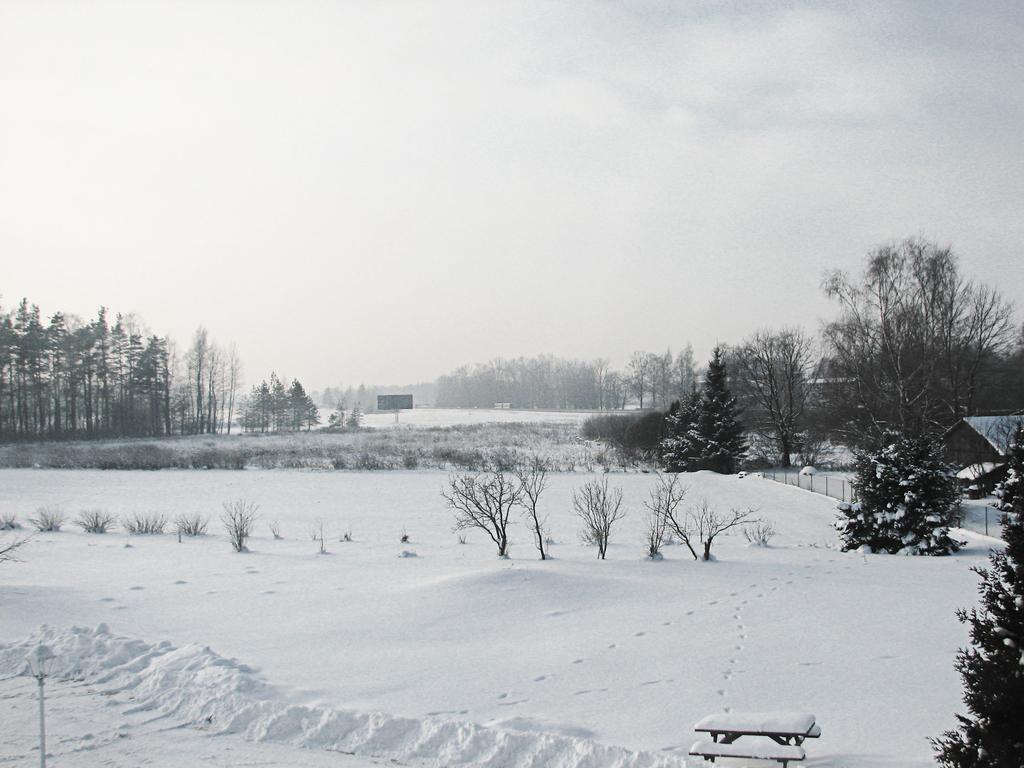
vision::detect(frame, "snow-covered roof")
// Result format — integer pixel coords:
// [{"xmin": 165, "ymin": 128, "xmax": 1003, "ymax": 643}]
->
[
  {"xmin": 956, "ymin": 462, "xmax": 999, "ymax": 480},
  {"xmin": 961, "ymin": 415, "xmax": 1024, "ymax": 454}
]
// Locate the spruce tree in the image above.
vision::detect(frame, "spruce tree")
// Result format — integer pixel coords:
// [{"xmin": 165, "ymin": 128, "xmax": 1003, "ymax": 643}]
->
[
  {"xmin": 689, "ymin": 346, "xmax": 746, "ymax": 473},
  {"xmin": 933, "ymin": 475, "xmax": 1024, "ymax": 766},
  {"xmin": 660, "ymin": 392, "xmax": 700, "ymax": 472},
  {"xmin": 994, "ymin": 424, "xmax": 1024, "ymax": 514},
  {"xmin": 834, "ymin": 434, "xmax": 961, "ymax": 554},
  {"xmin": 346, "ymin": 404, "xmax": 363, "ymax": 429}
]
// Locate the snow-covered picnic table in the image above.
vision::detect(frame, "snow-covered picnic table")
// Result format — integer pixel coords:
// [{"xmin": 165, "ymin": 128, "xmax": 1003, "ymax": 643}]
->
[{"xmin": 689, "ymin": 711, "xmax": 821, "ymax": 766}]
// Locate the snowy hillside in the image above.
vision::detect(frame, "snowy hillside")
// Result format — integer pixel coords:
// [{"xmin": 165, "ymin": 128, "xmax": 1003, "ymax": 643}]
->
[{"xmin": 0, "ymin": 469, "xmax": 999, "ymax": 767}]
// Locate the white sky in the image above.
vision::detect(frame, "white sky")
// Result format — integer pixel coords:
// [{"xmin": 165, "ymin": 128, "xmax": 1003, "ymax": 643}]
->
[{"xmin": 2, "ymin": 1, "xmax": 1022, "ymax": 388}]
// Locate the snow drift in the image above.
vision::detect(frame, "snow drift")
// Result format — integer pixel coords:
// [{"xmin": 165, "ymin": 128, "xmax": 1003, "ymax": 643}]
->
[{"xmin": 0, "ymin": 625, "xmax": 686, "ymax": 768}]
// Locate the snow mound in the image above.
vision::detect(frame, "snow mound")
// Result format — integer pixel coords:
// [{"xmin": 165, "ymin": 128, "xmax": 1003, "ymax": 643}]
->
[{"xmin": 0, "ymin": 625, "xmax": 686, "ymax": 768}]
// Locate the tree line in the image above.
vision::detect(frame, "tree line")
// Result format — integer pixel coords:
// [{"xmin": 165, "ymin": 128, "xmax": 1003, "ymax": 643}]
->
[
  {"xmin": 436, "ymin": 238, "xmax": 1022, "ymax": 466},
  {"xmin": 240, "ymin": 374, "xmax": 318, "ymax": 433},
  {"xmin": 434, "ymin": 347, "xmax": 698, "ymax": 411},
  {"xmin": 0, "ymin": 298, "xmax": 247, "ymax": 441},
  {"xmin": 0, "ymin": 300, "xmax": 177, "ymax": 440}
]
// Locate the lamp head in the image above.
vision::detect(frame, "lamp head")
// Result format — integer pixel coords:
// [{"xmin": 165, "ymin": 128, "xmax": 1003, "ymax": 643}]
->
[{"xmin": 27, "ymin": 644, "xmax": 55, "ymax": 679}]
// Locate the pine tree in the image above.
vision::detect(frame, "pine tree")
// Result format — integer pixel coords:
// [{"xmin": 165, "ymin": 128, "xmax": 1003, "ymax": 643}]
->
[
  {"xmin": 835, "ymin": 434, "xmax": 961, "ymax": 555},
  {"xmin": 994, "ymin": 424, "xmax": 1024, "ymax": 514},
  {"xmin": 287, "ymin": 379, "xmax": 309, "ymax": 431},
  {"xmin": 933, "ymin": 475, "xmax": 1024, "ymax": 766}
]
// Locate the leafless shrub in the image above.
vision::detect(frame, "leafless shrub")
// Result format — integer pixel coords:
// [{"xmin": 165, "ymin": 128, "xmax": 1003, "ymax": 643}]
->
[
  {"xmin": 221, "ymin": 499, "xmax": 259, "ymax": 552},
  {"xmin": 515, "ymin": 456, "xmax": 550, "ymax": 560},
  {"xmin": 269, "ymin": 520, "xmax": 282, "ymax": 540},
  {"xmin": 76, "ymin": 509, "xmax": 116, "ymax": 534},
  {"xmin": 743, "ymin": 519, "xmax": 777, "ymax": 547},
  {"xmin": 443, "ymin": 471, "xmax": 523, "ymax": 558},
  {"xmin": 643, "ymin": 475, "xmax": 687, "ymax": 559},
  {"xmin": 313, "ymin": 520, "xmax": 327, "ymax": 553},
  {"xmin": 174, "ymin": 513, "xmax": 209, "ymax": 537},
  {"xmin": 1, "ymin": 535, "xmax": 29, "ymax": 564},
  {"xmin": 339, "ymin": 528, "xmax": 352, "ymax": 542},
  {"xmin": 29, "ymin": 506, "xmax": 66, "ymax": 532},
  {"xmin": 644, "ymin": 509, "xmax": 669, "ymax": 559},
  {"xmin": 400, "ymin": 527, "xmax": 410, "ymax": 543},
  {"xmin": 457, "ymin": 534, "xmax": 467, "ymax": 545},
  {"xmin": 123, "ymin": 512, "xmax": 168, "ymax": 535},
  {"xmin": 0, "ymin": 512, "xmax": 20, "ymax": 530},
  {"xmin": 573, "ymin": 477, "xmax": 626, "ymax": 560}
]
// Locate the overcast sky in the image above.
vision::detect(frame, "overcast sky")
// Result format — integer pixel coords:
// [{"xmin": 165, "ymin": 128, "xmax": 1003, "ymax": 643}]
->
[{"xmin": 2, "ymin": 1, "xmax": 1022, "ymax": 389}]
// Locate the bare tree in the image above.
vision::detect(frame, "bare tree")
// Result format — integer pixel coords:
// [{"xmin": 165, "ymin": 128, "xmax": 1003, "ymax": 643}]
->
[
  {"xmin": 188, "ymin": 327, "xmax": 210, "ymax": 434},
  {"xmin": 515, "ymin": 456, "xmax": 550, "ymax": 560},
  {"xmin": 628, "ymin": 351, "xmax": 651, "ymax": 409},
  {"xmin": 443, "ymin": 471, "xmax": 523, "ymax": 557},
  {"xmin": 643, "ymin": 474, "xmax": 687, "ymax": 558},
  {"xmin": 647, "ymin": 475, "xmax": 699, "ymax": 559},
  {"xmin": 226, "ymin": 342, "xmax": 242, "ymax": 435},
  {"xmin": 734, "ymin": 327, "xmax": 817, "ymax": 467},
  {"xmin": 674, "ymin": 344, "xmax": 697, "ymax": 400},
  {"xmin": 823, "ymin": 239, "xmax": 1016, "ymax": 440},
  {"xmin": 573, "ymin": 477, "xmax": 626, "ymax": 559},
  {"xmin": 221, "ymin": 498, "xmax": 259, "ymax": 552},
  {"xmin": 689, "ymin": 500, "xmax": 757, "ymax": 561},
  {"xmin": 658, "ymin": 491, "xmax": 756, "ymax": 561}
]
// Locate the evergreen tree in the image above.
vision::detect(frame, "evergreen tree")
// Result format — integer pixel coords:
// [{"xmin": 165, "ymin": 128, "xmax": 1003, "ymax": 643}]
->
[
  {"xmin": 269, "ymin": 373, "xmax": 288, "ymax": 431},
  {"xmin": 835, "ymin": 434, "xmax": 961, "ymax": 554},
  {"xmin": 346, "ymin": 404, "xmax": 363, "ymax": 429},
  {"xmin": 287, "ymin": 379, "xmax": 308, "ymax": 431},
  {"xmin": 660, "ymin": 392, "xmax": 700, "ymax": 472},
  {"xmin": 994, "ymin": 424, "xmax": 1024, "ymax": 514},
  {"xmin": 690, "ymin": 347, "xmax": 746, "ymax": 473},
  {"xmin": 933, "ymin": 475, "xmax": 1024, "ymax": 766}
]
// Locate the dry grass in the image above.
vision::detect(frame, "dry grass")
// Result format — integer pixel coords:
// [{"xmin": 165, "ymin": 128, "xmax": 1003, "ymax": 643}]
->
[{"xmin": 0, "ymin": 423, "xmax": 622, "ymax": 473}]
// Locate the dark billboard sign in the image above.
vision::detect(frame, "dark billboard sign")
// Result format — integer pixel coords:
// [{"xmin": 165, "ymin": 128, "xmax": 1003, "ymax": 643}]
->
[{"xmin": 377, "ymin": 394, "xmax": 413, "ymax": 411}]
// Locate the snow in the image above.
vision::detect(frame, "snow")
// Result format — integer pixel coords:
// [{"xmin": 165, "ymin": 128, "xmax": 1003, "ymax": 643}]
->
[
  {"xmin": 0, "ymin": 468, "xmax": 993, "ymax": 767},
  {"xmin": 693, "ymin": 711, "xmax": 816, "ymax": 735},
  {"xmin": 0, "ymin": 625, "xmax": 679, "ymax": 768}
]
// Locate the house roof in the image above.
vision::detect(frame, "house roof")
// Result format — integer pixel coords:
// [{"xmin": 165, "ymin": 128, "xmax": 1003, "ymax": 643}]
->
[
  {"xmin": 956, "ymin": 462, "xmax": 999, "ymax": 481},
  {"xmin": 956, "ymin": 415, "xmax": 1024, "ymax": 454}
]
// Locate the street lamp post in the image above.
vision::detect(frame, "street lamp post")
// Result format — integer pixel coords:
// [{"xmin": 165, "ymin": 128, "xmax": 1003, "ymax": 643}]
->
[{"xmin": 27, "ymin": 644, "xmax": 55, "ymax": 768}]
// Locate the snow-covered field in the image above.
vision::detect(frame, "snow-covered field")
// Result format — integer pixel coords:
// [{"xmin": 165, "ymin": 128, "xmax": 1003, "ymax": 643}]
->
[
  {"xmin": 357, "ymin": 407, "xmax": 601, "ymax": 429},
  {"xmin": 0, "ymin": 469, "xmax": 1000, "ymax": 767}
]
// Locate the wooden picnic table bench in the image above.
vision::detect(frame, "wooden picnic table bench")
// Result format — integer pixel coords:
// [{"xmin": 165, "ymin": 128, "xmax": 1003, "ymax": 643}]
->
[{"xmin": 689, "ymin": 711, "xmax": 821, "ymax": 767}]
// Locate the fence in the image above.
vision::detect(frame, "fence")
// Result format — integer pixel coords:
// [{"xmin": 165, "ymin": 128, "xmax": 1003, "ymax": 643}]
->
[{"xmin": 760, "ymin": 470, "xmax": 857, "ymax": 503}]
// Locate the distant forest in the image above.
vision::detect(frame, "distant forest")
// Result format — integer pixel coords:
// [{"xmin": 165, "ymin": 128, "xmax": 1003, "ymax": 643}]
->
[
  {"xmin": 0, "ymin": 298, "xmax": 314, "ymax": 441},
  {"xmin": 434, "ymin": 350, "xmax": 697, "ymax": 411}
]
